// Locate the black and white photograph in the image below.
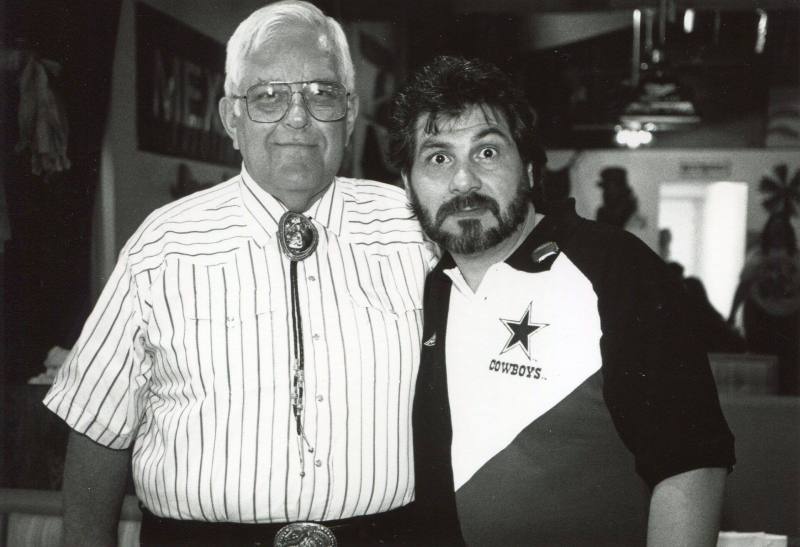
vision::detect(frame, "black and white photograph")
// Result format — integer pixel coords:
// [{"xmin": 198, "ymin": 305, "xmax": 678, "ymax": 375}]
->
[{"xmin": 1, "ymin": 1, "xmax": 798, "ymax": 545}]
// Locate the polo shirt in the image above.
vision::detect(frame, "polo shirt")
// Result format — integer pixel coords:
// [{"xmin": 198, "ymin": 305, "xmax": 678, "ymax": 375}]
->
[
  {"xmin": 413, "ymin": 199, "xmax": 735, "ymax": 544},
  {"xmin": 44, "ymin": 168, "xmax": 436, "ymax": 524},
  {"xmin": 444, "ymin": 222, "xmax": 603, "ymax": 490}
]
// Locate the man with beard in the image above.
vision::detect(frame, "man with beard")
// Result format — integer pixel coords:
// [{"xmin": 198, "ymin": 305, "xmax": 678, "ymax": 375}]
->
[{"xmin": 388, "ymin": 56, "xmax": 735, "ymax": 546}]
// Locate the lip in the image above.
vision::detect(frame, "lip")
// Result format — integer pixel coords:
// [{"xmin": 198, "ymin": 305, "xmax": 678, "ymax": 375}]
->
[
  {"xmin": 273, "ymin": 141, "xmax": 317, "ymax": 147},
  {"xmin": 448, "ymin": 206, "xmax": 488, "ymax": 217}
]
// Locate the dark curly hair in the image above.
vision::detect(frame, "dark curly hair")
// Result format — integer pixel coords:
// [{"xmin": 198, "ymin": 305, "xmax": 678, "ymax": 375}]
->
[{"xmin": 388, "ymin": 55, "xmax": 546, "ymax": 180}]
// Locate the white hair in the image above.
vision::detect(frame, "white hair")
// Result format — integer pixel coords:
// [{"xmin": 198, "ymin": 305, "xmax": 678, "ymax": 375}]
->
[{"xmin": 224, "ymin": 0, "xmax": 355, "ymax": 96}]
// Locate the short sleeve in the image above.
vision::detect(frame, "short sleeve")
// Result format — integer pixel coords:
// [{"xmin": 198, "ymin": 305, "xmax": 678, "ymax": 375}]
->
[
  {"xmin": 42, "ymin": 245, "xmax": 151, "ymax": 449},
  {"xmin": 597, "ymin": 231, "xmax": 735, "ymax": 488}
]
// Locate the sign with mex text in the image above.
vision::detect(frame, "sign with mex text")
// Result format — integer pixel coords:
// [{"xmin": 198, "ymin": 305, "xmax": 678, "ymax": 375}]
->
[{"xmin": 136, "ymin": 2, "xmax": 239, "ymax": 166}]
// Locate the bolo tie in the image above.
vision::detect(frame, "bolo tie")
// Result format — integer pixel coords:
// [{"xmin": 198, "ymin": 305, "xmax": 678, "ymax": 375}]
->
[{"xmin": 277, "ymin": 211, "xmax": 319, "ymax": 476}]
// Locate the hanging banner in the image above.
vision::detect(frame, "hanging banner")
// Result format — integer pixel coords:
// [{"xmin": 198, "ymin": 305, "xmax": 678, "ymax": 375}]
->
[{"xmin": 135, "ymin": 2, "xmax": 239, "ymax": 166}]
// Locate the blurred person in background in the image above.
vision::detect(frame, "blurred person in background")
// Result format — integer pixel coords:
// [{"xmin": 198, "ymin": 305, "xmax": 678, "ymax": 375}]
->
[{"xmin": 729, "ymin": 212, "xmax": 800, "ymax": 394}]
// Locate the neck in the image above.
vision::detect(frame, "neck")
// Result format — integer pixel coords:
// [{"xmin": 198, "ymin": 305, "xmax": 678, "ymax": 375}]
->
[
  {"xmin": 276, "ymin": 184, "xmax": 332, "ymax": 213},
  {"xmin": 451, "ymin": 204, "xmax": 537, "ymax": 292}
]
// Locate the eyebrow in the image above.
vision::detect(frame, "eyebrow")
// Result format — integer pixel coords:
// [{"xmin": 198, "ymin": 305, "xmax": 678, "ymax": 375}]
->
[
  {"xmin": 416, "ymin": 126, "xmax": 512, "ymax": 156},
  {"xmin": 416, "ymin": 137, "xmax": 452, "ymax": 155},
  {"xmin": 473, "ymin": 126, "xmax": 512, "ymax": 143}
]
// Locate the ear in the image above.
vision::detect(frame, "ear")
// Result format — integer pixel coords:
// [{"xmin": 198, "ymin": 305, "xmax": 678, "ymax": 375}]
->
[
  {"xmin": 345, "ymin": 93, "xmax": 359, "ymax": 142},
  {"xmin": 526, "ymin": 162, "xmax": 535, "ymax": 188},
  {"xmin": 219, "ymin": 96, "xmax": 241, "ymax": 150}
]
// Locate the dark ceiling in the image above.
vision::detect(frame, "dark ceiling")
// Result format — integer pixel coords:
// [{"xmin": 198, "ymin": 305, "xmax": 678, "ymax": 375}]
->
[
  {"xmin": 323, "ymin": 0, "xmax": 799, "ymax": 149},
  {"xmin": 452, "ymin": 0, "xmax": 800, "ymax": 13},
  {"xmin": 326, "ymin": 0, "xmax": 800, "ymax": 18}
]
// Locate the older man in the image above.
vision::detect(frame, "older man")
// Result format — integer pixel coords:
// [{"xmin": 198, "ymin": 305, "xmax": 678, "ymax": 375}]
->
[
  {"xmin": 45, "ymin": 3, "xmax": 436, "ymax": 546},
  {"xmin": 389, "ymin": 56, "xmax": 735, "ymax": 546}
]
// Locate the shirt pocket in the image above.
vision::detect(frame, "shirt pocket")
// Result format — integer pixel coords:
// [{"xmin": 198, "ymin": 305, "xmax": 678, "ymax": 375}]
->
[
  {"xmin": 181, "ymin": 252, "xmax": 273, "ymax": 327},
  {"xmin": 152, "ymin": 252, "xmax": 273, "ymax": 395},
  {"xmin": 345, "ymin": 248, "xmax": 424, "ymax": 318}
]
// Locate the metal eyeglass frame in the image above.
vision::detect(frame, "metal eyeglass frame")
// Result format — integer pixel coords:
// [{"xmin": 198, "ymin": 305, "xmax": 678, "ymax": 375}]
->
[{"xmin": 231, "ymin": 80, "xmax": 350, "ymax": 123}]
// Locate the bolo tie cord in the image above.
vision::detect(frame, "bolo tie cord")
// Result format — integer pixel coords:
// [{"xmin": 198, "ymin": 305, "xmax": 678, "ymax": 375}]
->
[
  {"xmin": 278, "ymin": 210, "xmax": 319, "ymax": 477},
  {"xmin": 290, "ymin": 260, "xmax": 314, "ymax": 476}
]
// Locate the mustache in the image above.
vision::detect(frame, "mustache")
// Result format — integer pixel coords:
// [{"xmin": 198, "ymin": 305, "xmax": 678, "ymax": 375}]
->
[{"xmin": 435, "ymin": 193, "xmax": 500, "ymax": 226}]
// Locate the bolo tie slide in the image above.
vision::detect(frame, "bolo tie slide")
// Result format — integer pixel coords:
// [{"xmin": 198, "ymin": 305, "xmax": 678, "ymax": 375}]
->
[{"xmin": 278, "ymin": 211, "xmax": 319, "ymax": 476}]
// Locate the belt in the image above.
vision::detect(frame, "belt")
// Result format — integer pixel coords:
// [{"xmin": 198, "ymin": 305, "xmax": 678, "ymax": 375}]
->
[{"xmin": 139, "ymin": 503, "xmax": 421, "ymax": 547}]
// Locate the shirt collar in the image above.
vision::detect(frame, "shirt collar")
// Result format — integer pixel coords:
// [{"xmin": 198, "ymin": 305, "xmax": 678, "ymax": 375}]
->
[
  {"xmin": 238, "ymin": 166, "xmax": 346, "ymax": 247},
  {"xmin": 504, "ymin": 199, "xmax": 574, "ymax": 273},
  {"xmin": 433, "ymin": 198, "xmax": 581, "ymax": 280}
]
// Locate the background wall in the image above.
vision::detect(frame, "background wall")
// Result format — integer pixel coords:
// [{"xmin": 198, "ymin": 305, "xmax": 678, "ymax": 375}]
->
[{"xmin": 548, "ymin": 149, "xmax": 800, "ymax": 252}]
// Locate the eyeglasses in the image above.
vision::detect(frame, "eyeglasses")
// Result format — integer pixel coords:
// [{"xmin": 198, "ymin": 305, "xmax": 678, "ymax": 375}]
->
[{"xmin": 232, "ymin": 80, "xmax": 349, "ymax": 123}]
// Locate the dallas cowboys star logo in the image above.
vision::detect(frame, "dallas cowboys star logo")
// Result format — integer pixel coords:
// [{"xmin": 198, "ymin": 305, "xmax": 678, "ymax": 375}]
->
[{"xmin": 500, "ymin": 303, "xmax": 548, "ymax": 359}]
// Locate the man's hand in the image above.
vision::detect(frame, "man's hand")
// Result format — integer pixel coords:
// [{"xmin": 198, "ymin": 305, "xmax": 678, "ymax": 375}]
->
[
  {"xmin": 647, "ymin": 467, "xmax": 727, "ymax": 547},
  {"xmin": 61, "ymin": 430, "xmax": 131, "ymax": 547}
]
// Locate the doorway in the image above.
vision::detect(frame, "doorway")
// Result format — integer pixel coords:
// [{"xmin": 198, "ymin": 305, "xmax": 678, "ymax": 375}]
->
[{"xmin": 658, "ymin": 181, "xmax": 749, "ymax": 317}]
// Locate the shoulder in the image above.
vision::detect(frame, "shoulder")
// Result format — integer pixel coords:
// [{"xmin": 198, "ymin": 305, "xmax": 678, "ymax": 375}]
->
[
  {"xmin": 337, "ymin": 177, "xmax": 430, "ymax": 248},
  {"xmin": 573, "ymin": 216, "xmax": 654, "ymax": 255},
  {"xmin": 558, "ymin": 215, "xmax": 664, "ymax": 285},
  {"xmin": 123, "ymin": 177, "xmax": 247, "ymax": 266},
  {"xmin": 337, "ymin": 176, "xmax": 409, "ymax": 209}
]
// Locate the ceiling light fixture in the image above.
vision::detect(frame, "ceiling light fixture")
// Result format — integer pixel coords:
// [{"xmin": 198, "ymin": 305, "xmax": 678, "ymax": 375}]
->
[
  {"xmin": 614, "ymin": 122, "xmax": 654, "ymax": 149},
  {"xmin": 620, "ymin": 2, "xmax": 700, "ymax": 133}
]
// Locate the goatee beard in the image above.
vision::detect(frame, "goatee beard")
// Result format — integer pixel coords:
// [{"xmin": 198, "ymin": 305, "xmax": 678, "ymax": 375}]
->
[{"xmin": 409, "ymin": 179, "xmax": 531, "ymax": 255}]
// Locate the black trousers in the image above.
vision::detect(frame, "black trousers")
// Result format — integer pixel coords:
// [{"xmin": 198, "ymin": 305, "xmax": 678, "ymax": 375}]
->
[{"xmin": 139, "ymin": 502, "xmax": 461, "ymax": 547}]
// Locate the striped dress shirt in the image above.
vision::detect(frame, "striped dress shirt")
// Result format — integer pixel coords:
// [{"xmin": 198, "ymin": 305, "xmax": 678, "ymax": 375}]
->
[{"xmin": 44, "ymin": 169, "xmax": 436, "ymax": 523}]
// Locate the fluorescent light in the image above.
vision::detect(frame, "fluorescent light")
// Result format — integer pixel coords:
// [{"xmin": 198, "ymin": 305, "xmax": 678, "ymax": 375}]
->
[
  {"xmin": 683, "ymin": 9, "xmax": 695, "ymax": 33},
  {"xmin": 756, "ymin": 9, "xmax": 768, "ymax": 53}
]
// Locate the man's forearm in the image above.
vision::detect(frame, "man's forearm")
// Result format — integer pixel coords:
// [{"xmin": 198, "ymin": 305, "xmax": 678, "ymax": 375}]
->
[
  {"xmin": 647, "ymin": 467, "xmax": 727, "ymax": 547},
  {"xmin": 61, "ymin": 430, "xmax": 132, "ymax": 547}
]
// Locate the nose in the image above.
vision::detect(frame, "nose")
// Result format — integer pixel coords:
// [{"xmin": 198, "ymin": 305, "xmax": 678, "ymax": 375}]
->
[
  {"xmin": 284, "ymin": 90, "xmax": 310, "ymax": 129},
  {"xmin": 449, "ymin": 164, "xmax": 481, "ymax": 194}
]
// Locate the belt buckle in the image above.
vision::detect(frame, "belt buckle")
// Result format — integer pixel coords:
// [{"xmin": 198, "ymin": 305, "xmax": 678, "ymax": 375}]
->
[{"xmin": 274, "ymin": 522, "xmax": 337, "ymax": 547}]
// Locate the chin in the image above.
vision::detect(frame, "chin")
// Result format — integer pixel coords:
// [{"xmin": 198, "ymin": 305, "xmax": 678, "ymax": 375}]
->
[
  {"xmin": 448, "ymin": 217, "xmax": 496, "ymax": 233},
  {"xmin": 280, "ymin": 163, "xmax": 327, "ymax": 184}
]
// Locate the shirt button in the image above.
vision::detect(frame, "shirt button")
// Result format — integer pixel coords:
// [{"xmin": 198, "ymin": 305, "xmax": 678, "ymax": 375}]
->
[
  {"xmin": 315, "ymin": 459, "xmax": 322, "ymax": 467},
  {"xmin": 312, "ymin": 333, "xmax": 320, "ymax": 341},
  {"xmin": 308, "ymin": 275, "xmax": 316, "ymax": 282},
  {"xmin": 316, "ymin": 394, "xmax": 324, "ymax": 402}
]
